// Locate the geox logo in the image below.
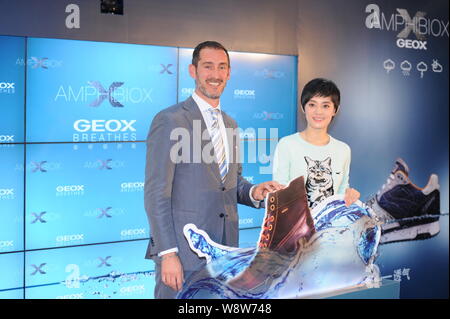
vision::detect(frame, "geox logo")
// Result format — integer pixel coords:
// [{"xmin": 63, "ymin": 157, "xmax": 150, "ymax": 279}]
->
[
  {"xmin": 365, "ymin": 4, "xmax": 449, "ymax": 50},
  {"xmin": 234, "ymin": 89, "xmax": 256, "ymax": 99},
  {"xmin": 0, "ymin": 240, "xmax": 14, "ymax": 248},
  {"xmin": 0, "ymin": 82, "xmax": 15, "ymax": 93},
  {"xmin": 0, "ymin": 135, "xmax": 14, "ymax": 142},
  {"xmin": 0, "ymin": 188, "xmax": 14, "ymax": 196},
  {"xmin": 74, "ymin": 119, "xmax": 137, "ymax": 132},
  {"xmin": 0, "ymin": 82, "xmax": 15, "ymax": 89}
]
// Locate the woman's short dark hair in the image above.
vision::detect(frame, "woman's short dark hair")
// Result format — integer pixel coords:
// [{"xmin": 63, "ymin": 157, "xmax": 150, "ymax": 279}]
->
[
  {"xmin": 192, "ymin": 41, "xmax": 230, "ymax": 67},
  {"xmin": 300, "ymin": 78, "xmax": 340, "ymax": 112}
]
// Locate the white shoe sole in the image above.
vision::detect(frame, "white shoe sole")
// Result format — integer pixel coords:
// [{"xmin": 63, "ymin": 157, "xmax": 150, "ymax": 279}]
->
[{"xmin": 380, "ymin": 221, "xmax": 440, "ymax": 243}]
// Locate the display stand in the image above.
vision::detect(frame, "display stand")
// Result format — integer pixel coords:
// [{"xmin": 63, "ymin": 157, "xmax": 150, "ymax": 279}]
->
[{"xmin": 323, "ymin": 279, "xmax": 400, "ymax": 299}]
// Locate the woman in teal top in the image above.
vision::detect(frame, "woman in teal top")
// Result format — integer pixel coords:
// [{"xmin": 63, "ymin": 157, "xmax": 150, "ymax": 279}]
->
[{"xmin": 273, "ymin": 78, "xmax": 360, "ymax": 208}]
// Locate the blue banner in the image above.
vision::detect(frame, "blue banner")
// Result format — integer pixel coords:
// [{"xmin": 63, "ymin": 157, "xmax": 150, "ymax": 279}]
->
[
  {"xmin": 0, "ymin": 35, "xmax": 25, "ymax": 143},
  {"xmin": 25, "ymin": 240, "xmax": 154, "ymax": 299},
  {"xmin": 0, "ymin": 36, "xmax": 298, "ymax": 299},
  {"xmin": 178, "ymin": 48, "xmax": 297, "ymax": 137},
  {"xmin": 26, "ymin": 38, "xmax": 178, "ymax": 143},
  {"xmin": 0, "ymin": 145, "xmax": 24, "ymax": 253},
  {"xmin": 25, "ymin": 142, "xmax": 148, "ymax": 250}
]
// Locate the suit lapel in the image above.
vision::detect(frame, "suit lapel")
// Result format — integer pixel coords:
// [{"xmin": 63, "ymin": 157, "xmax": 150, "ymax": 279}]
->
[{"xmin": 183, "ymin": 97, "xmax": 222, "ymax": 184}]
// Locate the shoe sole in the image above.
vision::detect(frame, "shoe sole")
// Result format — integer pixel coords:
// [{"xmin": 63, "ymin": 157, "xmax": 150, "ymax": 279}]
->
[{"xmin": 380, "ymin": 221, "xmax": 440, "ymax": 244}]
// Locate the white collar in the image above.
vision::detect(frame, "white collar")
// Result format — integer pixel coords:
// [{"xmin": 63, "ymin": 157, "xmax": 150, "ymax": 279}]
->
[{"xmin": 192, "ymin": 91, "xmax": 222, "ymax": 113}]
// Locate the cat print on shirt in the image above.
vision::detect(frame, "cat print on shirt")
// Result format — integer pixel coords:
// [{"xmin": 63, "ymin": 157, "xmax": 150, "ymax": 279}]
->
[{"xmin": 304, "ymin": 156, "xmax": 334, "ymax": 208}]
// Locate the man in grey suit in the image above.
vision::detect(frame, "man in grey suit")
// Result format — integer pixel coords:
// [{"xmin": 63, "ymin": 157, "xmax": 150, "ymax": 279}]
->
[{"xmin": 144, "ymin": 41, "xmax": 283, "ymax": 299}]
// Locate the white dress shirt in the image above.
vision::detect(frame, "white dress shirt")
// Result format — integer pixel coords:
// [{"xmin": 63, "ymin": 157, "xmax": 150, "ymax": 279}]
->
[{"xmin": 192, "ymin": 91, "xmax": 230, "ymax": 173}]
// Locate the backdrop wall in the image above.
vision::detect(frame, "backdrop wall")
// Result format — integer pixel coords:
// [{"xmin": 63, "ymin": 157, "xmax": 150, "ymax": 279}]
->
[
  {"xmin": 0, "ymin": 0, "xmax": 448, "ymax": 299},
  {"xmin": 0, "ymin": 36, "xmax": 297, "ymax": 299},
  {"xmin": 0, "ymin": 0, "xmax": 299, "ymax": 56},
  {"xmin": 297, "ymin": 0, "xmax": 449, "ymax": 298}
]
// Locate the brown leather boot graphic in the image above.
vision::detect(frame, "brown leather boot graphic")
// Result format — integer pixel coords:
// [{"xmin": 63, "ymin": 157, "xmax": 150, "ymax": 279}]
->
[{"xmin": 228, "ymin": 176, "xmax": 316, "ymax": 292}]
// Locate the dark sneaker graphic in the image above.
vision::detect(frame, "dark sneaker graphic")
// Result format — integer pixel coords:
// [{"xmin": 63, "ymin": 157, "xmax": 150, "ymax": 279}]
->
[{"xmin": 367, "ymin": 158, "xmax": 440, "ymax": 243}]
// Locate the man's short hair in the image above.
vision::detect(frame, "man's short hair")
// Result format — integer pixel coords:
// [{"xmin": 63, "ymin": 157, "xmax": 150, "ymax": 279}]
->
[
  {"xmin": 300, "ymin": 78, "xmax": 341, "ymax": 112},
  {"xmin": 192, "ymin": 41, "xmax": 230, "ymax": 67}
]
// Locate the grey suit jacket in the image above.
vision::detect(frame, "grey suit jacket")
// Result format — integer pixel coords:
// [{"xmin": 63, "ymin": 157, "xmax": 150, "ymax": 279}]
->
[{"xmin": 144, "ymin": 97, "xmax": 257, "ymax": 271}]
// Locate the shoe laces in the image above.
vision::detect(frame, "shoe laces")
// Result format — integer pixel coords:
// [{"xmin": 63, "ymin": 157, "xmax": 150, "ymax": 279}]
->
[
  {"xmin": 367, "ymin": 174, "xmax": 397, "ymax": 207},
  {"xmin": 259, "ymin": 213, "xmax": 275, "ymax": 248},
  {"xmin": 378, "ymin": 174, "xmax": 396, "ymax": 196}
]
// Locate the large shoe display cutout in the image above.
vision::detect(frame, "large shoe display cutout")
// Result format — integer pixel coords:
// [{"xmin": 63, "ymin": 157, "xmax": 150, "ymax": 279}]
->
[{"xmin": 178, "ymin": 175, "xmax": 382, "ymax": 299}]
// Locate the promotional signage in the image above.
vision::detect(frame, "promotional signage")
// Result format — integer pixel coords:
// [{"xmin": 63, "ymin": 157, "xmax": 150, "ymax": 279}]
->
[
  {"xmin": 0, "ymin": 252, "xmax": 24, "ymax": 293},
  {"xmin": 0, "ymin": 36, "xmax": 25, "ymax": 143},
  {"xmin": 0, "ymin": 36, "xmax": 298, "ymax": 299},
  {"xmin": 25, "ymin": 241, "xmax": 155, "ymax": 299},
  {"xmin": 25, "ymin": 142, "xmax": 148, "ymax": 250},
  {"xmin": 26, "ymin": 38, "xmax": 178, "ymax": 143},
  {"xmin": 178, "ymin": 48, "xmax": 297, "ymax": 139},
  {"xmin": 0, "ymin": 145, "xmax": 24, "ymax": 253},
  {"xmin": 298, "ymin": 0, "xmax": 448, "ymax": 298}
]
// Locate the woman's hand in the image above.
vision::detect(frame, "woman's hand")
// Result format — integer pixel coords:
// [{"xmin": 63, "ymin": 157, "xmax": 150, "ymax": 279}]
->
[{"xmin": 344, "ymin": 187, "xmax": 360, "ymax": 207}]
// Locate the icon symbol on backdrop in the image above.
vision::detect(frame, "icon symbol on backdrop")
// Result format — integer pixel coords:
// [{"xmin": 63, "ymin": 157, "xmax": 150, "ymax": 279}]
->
[
  {"xmin": 160, "ymin": 64, "xmax": 173, "ymax": 74},
  {"xmin": 416, "ymin": 62, "xmax": 427, "ymax": 79},
  {"xmin": 432, "ymin": 60, "xmax": 443, "ymax": 73},
  {"xmin": 31, "ymin": 263, "xmax": 47, "ymax": 275},
  {"xmin": 383, "ymin": 59, "xmax": 395, "ymax": 74},
  {"xmin": 31, "ymin": 161, "xmax": 47, "ymax": 173},
  {"xmin": 31, "ymin": 57, "xmax": 48, "ymax": 69},
  {"xmin": 98, "ymin": 256, "xmax": 112, "ymax": 267},
  {"xmin": 31, "ymin": 211, "xmax": 47, "ymax": 224},
  {"xmin": 98, "ymin": 159, "xmax": 112, "ymax": 170},
  {"xmin": 87, "ymin": 81, "xmax": 124, "ymax": 107},
  {"xmin": 400, "ymin": 60, "xmax": 412, "ymax": 76},
  {"xmin": 97, "ymin": 207, "xmax": 113, "ymax": 218}
]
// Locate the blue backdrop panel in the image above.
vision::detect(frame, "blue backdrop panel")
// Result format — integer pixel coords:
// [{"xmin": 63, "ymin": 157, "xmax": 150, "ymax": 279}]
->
[
  {"xmin": 25, "ymin": 142, "xmax": 148, "ymax": 250},
  {"xmin": 0, "ymin": 35, "xmax": 25, "ymax": 143},
  {"xmin": 0, "ymin": 35, "xmax": 298, "ymax": 298},
  {"xmin": 0, "ymin": 252, "xmax": 24, "ymax": 292},
  {"xmin": 239, "ymin": 228, "xmax": 261, "ymax": 248},
  {"xmin": 238, "ymin": 138, "xmax": 278, "ymax": 229},
  {"xmin": 26, "ymin": 38, "xmax": 178, "ymax": 143},
  {"xmin": 0, "ymin": 288, "xmax": 24, "ymax": 299},
  {"xmin": 0, "ymin": 145, "xmax": 24, "ymax": 253},
  {"xmin": 25, "ymin": 240, "xmax": 155, "ymax": 299},
  {"xmin": 177, "ymin": 48, "xmax": 297, "ymax": 137},
  {"xmin": 298, "ymin": 0, "xmax": 448, "ymax": 298}
]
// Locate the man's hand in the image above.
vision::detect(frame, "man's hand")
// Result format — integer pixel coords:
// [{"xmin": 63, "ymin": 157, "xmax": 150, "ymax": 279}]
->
[
  {"xmin": 252, "ymin": 181, "xmax": 285, "ymax": 201},
  {"xmin": 344, "ymin": 187, "xmax": 360, "ymax": 207},
  {"xmin": 161, "ymin": 252, "xmax": 184, "ymax": 292}
]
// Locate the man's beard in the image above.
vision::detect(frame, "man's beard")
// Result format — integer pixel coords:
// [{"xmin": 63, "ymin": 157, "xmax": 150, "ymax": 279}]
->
[{"xmin": 196, "ymin": 79, "xmax": 225, "ymax": 100}]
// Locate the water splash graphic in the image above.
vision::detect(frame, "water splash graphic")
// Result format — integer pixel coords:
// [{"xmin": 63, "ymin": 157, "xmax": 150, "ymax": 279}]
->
[{"xmin": 178, "ymin": 195, "xmax": 382, "ymax": 299}]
